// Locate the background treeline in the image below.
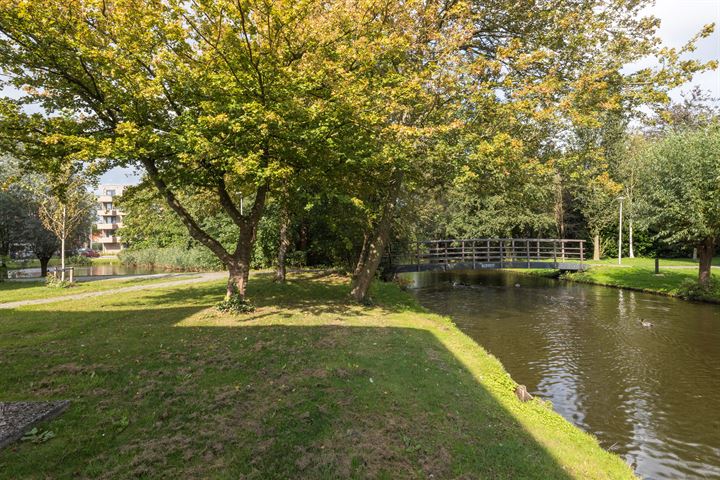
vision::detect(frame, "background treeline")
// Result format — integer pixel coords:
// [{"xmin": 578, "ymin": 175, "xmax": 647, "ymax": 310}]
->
[{"xmin": 117, "ymin": 88, "xmax": 720, "ymax": 276}]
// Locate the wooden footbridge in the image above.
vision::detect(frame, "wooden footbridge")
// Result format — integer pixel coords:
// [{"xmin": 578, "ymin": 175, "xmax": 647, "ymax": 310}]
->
[{"xmin": 386, "ymin": 238, "xmax": 587, "ymax": 273}]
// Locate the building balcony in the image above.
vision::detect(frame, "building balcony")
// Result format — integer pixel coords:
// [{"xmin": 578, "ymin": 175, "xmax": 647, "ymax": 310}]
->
[
  {"xmin": 98, "ymin": 195, "xmax": 114, "ymax": 203},
  {"xmin": 97, "ymin": 209, "xmax": 120, "ymax": 216},
  {"xmin": 96, "ymin": 223, "xmax": 122, "ymax": 230},
  {"xmin": 98, "ymin": 236, "xmax": 120, "ymax": 243}
]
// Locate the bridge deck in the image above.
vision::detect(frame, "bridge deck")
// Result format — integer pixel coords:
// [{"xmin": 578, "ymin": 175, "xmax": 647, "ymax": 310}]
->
[{"xmin": 387, "ymin": 238, "xmax": 586, "ymax": 273}]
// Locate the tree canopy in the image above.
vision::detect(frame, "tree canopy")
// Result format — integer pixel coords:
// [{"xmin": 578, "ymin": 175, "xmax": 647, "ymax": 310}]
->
[{"xmin": 0, "ymin": 0, "xmax": 715, "ymax": 300}]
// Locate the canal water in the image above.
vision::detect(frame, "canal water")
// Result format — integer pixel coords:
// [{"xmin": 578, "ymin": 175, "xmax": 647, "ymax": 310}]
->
[
  {"xmin": 408, "ymin": 270, "xmax": 720, "ymax": 480},
  {"xmin": 8, "ymin": 265, "xmax": 162, "ymax": 279}
]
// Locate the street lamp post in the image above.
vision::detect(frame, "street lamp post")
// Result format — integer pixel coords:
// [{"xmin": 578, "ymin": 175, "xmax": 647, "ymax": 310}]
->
[{"xmin": 618, "ymin": 196, "xmax": 624, "ymax": 265}]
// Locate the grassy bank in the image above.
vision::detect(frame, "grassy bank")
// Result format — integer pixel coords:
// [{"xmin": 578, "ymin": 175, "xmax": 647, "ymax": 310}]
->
[
  {"xmin": 0, "ymin": 273, "xmax": 633, "ymax": 479},
  {"xmin": 588, "ymin": 256, "xmax": 720, "ymax": 267},
  {"xmin": 564, "ymin": 264, "xmax": 720, "ymax": 303}
]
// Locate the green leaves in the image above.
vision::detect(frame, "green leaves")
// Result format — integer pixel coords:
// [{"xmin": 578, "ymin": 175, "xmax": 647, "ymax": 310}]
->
[
  {"xmin": 21, "ymin": 427, "xmax": 56, "ymax": 444},
  {"xmin": 639, "ymin": 123, "xmax": 720, "ymax": 246}
]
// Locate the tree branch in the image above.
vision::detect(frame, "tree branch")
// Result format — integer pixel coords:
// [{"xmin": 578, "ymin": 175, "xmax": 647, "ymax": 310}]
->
[{"xmin": 141, "ymin": 156, "xmax": 232, "ymax": 264}]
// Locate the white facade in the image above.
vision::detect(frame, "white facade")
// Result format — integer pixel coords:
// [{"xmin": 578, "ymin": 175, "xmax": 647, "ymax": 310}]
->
[{"xmin": 95, "ymin": 184, "xmax": 127, "ymax": 253}]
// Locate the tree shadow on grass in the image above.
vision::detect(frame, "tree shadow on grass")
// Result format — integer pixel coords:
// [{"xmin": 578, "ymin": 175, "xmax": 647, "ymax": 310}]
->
[
  {"xmin": 0, "ymin": 302, "xmax": 617, "ymax": 479},
  {"xmin": 0, "ymin": 274, "xmax": 632, "ymax": 479},
  {"xmin": 132, "ymin": 273, "xmax": 427, "ymax": 318}
]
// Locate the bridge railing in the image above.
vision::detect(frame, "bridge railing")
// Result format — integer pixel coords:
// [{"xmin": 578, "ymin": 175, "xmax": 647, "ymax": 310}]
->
[{"xmin": 388, "ymin": 238, "xmax": 585, "ymax": 270}]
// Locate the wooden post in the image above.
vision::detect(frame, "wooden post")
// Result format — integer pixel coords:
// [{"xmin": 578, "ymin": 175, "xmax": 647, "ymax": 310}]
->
[
  {"xmin": 416, "ymin": 242, "xmax": 420, "ymax": 272},
  {"xmin": 561, "ymin": 239, "xmax": 566, "ymax": 261},
  {"xmin": 472, "ymin": 240, "xmax": 476, "ymax": 269},
  {"xmin": 511, "ymin": 239, "xmax": 515, "ymax": 262},
  {"xmin": 69, "ymin": 267, "xmax": 74, "ymax": 283},
  {"xmin": 461, "ymin": 240, "xmax": 465, "ymax": 263},
  {"xmin": 553, "ymin": 240, "xmax": 557, "ymax": 267},
  {"xmin": 444, "ymin": 241, "xmax": 449, "ymax": 269},
  {"xmin": 500, "ymin": 240, "xmax": 504, "ymax": 268},
  {"xmin": 580, "ymin": 241, "xmax": 584, "ymax": 263},
  {"xmin": 536, "ymin": 239, "xmax": 540, "ymax": 259},
  {"xmin": 486, "ymin": 239, "xmax": 490, "ymax": 262},
  {"xmin": 526, "ymin": 240, "xmax": 530, "ymax": 268}
]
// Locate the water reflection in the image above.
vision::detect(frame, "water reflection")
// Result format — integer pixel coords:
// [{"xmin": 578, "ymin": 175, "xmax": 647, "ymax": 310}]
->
[
  {"xmin": 8, "ymin": 265, "xmax": 165, "ymax": 279},
  {"xmin": 410, "ymin": 270, "xmax": 720, "ymax": 480}
]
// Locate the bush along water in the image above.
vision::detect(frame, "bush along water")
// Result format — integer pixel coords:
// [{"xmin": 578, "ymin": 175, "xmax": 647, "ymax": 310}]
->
[
  {"xmin": 67, "ymin": 255, "xmax": 92, "ymax": 266},
  {"xmin": 677, "ymin": 278, "xmax": 720, "ymax": 303},
  {"xmin": 118, "ymin": 247, "xmax": 223, "ymax": 272}
]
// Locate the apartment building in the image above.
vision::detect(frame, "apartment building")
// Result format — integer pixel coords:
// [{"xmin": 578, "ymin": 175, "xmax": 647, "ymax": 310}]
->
[{"xmin": 95, "ymin": 184, "xmax": 127, "ymax": 253}]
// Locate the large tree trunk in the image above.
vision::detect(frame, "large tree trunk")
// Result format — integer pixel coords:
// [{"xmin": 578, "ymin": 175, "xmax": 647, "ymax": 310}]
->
[
  {"xmin": 276, "ymin": 204, "xmax": 290, "ymax": 283},
  {"xmin": 628, "ymin": 220, "xmax": 635, "ymax": 258},
  {"xmin": 352, "ymin": 232, "xmax": 370, "ymax": 280},
  {"xmin": 350, "ymin": 212, "xmax": 393, "ymax": 303},
  {"xmin": 226, "ymin": 226, "xmax": 256, "ymax": 300},
  {"xmin": 592, "ymin": 234, "xmax": 601, "ymax": 261},
  {"xmin": 226, "ymin": 261, "xmax": 249, "ymax": 299},
  {"xmin": 350, "ymin": 171, "xmax": 402, "ymax": 303},
  {"xmin": 39, "ymin": 256, "xmax": 51, "ymax": 277},
  {"xmin": 697, "ymin": 237, "xmax": 716, "ymax": 287}
]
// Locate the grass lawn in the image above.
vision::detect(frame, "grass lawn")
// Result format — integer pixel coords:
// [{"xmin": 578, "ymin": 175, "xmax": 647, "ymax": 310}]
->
[
  {"xmin": 589, "ymin": 256, "xmax": 720, "ymax": 267},
  {"xmin": 565, "ymin": 265, "xmax": 720, "ymax": 302},
  {"xmin": 0, "ymin": 275, "xmax": 199, "ymax": 304},
  {"xmin": 0, "ymin": 273, "xmax": 634, "ymax": 479}
]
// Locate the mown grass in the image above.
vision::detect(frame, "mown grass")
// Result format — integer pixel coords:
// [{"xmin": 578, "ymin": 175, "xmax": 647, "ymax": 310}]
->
[
  {"xmin": 589, "ymin": 256, "xmax": 720, "ymax": 267},
  {"xmin": 0, "ymin": 273, "xmax": 634, "ymax": 479},
  {"xmin": 565, "ymin": 264, "xmax": 720, "ymax": 302},
  {"xmin": 0, "ymin": 275, "xmax": 199, "ymax": 304}
]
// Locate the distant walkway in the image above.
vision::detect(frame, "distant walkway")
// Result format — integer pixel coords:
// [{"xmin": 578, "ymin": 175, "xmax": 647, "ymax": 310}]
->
[{"xmin": 0, "ymin": 272, "xmax": 226, "ymax": 310}]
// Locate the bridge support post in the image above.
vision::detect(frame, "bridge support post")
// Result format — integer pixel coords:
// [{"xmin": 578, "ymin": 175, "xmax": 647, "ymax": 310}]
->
[
  {"xmin": 444, "ymin": 241, "xmax": 449, "ymax": 271},
  {"xmin": 416, "ymin": 242, "xmax": 420, "ymax": 272},
  {"xmin": 472, "ymin": 240, "xmax": 476, "ymax": 269},
  {"xmin": 526, "ymin": 240, "xmax": 530, "ymax": 268}
]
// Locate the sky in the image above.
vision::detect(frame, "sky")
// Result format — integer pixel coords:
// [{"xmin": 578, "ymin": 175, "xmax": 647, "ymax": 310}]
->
[{"xmin": 3, "ymin": 1, "xmax": 718, "ymax": 187}]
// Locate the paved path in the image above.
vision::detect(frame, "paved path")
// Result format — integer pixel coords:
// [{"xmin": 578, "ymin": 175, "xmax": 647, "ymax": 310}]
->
[{"xmin": 0, "ymin": 272, "xmax": 226, "ymax": 310}]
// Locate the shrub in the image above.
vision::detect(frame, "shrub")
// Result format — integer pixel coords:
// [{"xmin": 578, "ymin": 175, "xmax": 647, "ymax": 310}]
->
[
  {"xmin": 215, "ymin": 295, "xmax": 256, "ymax": 314},
  {"xmin": 118, "ymin": 247, "xmax": 223, "ymax": 271},
  {"xmin": 67, "ymin": 255, "xmax": 92, "ymax": 266},
  {"xmin": 677, "ymin": 278, "xmax": 720, "ymax": 302},
  {"xmin": 46, "ymin": 274, "xmax": 72, "ymax": 288}
]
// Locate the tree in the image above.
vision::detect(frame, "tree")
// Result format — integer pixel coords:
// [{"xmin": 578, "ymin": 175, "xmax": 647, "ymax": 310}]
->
[
  {"xmin": 0, "ymin": 157, "xmax": 26, "ymax": 279},
  {"xmin": 640, "ymin": 124, "xmax": 720, "ymax": 286},
  {"xmin": 0, "ymin": 0, "xmax": 399, "ymax": 301},
  {"xmin": 22, "ymin": 215, "xmax": 59, "ymax": 277},
  {"xmin": 0, "ymin": 157, "xmax": 67, "ymax": 281},
  {"xmin": 35, "ymin": 172, "xmax": 95, "ymax": 281}
]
